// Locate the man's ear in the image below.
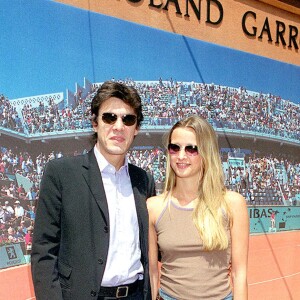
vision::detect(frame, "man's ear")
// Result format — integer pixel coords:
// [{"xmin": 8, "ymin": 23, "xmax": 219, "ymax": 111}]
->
[
  {"xmin": 91, "ymin": 114, "xmax": 98, "ymax": 130},
  {"xmin": 134, "ymin": 126, "xmax": 140, "ymax": 137}
]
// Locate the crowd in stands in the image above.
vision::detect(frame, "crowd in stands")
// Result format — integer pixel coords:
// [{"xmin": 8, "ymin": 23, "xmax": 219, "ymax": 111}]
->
[
  {"xmin": 0, "ymin": 80, "xmax": 299, "ymax": 143},
  {"xmin": 0, "ymin": 79, "xmax": 300, "ymax": 246},
  {"xmin": 0, "ymin": 148, "xmax": 65, "ymax": 245},
  {"xmin": 224, "ymin": 152, "xmax": 300, "ymax": 205},
  {"xmin": 0, "ymin": 94, "xmax": 23, "ymax": 133},
  {"xmin": 0, "ymin": 199, "xmax": 35, "ymax": 245},
  {"xmin": 21, "ymin": 97, "xmax": 91, "ymax": 134}
]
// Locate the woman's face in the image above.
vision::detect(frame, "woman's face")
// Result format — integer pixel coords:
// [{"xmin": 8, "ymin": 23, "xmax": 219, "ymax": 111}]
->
[{"xmin": 169, "ymin": 127, "xmax": 203, "ymax": 181}]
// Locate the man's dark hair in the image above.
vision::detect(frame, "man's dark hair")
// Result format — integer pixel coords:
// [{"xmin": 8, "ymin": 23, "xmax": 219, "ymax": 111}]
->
[{"xmin": 91, "ymin": 81, "xmax": 144, "ymax": 143}]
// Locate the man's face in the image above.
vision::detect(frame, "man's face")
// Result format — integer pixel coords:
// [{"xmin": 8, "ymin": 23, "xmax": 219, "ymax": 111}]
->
[{"xmin": 92, "ymin": 97, "xmax": 139, "ymax": 167}]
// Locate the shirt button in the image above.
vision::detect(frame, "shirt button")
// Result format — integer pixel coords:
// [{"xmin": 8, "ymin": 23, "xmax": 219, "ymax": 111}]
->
[
  {"xmin": 90, "ymin": 290, "xmax": 97, "ymax": 297},
  {"xmin": 104, "ymin": 226, "xmax": 109, "ymax": 233},
  {"xmin": 98, "ymin": 258, "xmax": 104, "ymax": 264}
]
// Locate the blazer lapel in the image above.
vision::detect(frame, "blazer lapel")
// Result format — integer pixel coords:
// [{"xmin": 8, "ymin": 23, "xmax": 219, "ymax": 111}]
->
[
  {"xmin": 129, "ymin": 165, "xmax": 148, "ymax": 232},
  {"xmin": 129, "ymin": 165, "xmax": 149, "ymax": 265},
  {"xmin": 82, "ymin": 150, "xmax": 109, "ymax": 226}
]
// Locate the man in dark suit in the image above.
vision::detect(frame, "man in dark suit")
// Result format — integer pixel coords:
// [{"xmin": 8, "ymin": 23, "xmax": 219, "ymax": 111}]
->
[{"xmin": 31, "ymin": 81, "xmax": 156, "ymax": 300}]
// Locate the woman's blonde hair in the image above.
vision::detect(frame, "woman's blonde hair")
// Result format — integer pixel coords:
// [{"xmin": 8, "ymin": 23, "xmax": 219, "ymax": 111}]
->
[{"xmin": 163, "ymin": 115, "xmax": 231, "ymax": 250}]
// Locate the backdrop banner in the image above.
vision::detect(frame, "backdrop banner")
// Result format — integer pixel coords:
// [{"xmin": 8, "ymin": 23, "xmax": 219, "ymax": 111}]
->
[
  {"xmin": 0, "ymin": 243, "xmax": 26, "ymax": 269},
  {"xmin": 248, "ymin": 206, "xmax": 300, "ymax": 233}
]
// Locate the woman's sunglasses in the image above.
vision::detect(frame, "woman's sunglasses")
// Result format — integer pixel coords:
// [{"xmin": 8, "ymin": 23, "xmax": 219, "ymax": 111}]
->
[
  {"xmin": 101, "ymin": 113, "xmax": 137, "ymax": 126},
  {"xmin": 168, "ymin": 143, "xmax": 199, "ymax": 156}
]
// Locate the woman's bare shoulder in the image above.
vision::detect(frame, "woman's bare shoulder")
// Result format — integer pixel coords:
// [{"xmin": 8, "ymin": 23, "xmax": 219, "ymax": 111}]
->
[
  {"xmin": 224, "ymin": 190, "xmax": 247, "ymax": 208},
  {"xmin": 147, "ymin": 193, "xmax": 168, "ymax": 215},
  {"xmin": 225, "ymin": 190, "xmax": 247, "ymax": 212},
  {"xmin": 147, "ymin": 193, "xmax": 167, "ymax": 206}
]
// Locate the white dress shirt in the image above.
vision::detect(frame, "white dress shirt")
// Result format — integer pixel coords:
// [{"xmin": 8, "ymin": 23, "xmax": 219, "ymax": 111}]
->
[{"xmin": 94, "ymin": 147, "xmax": 143, "ymax": 286}]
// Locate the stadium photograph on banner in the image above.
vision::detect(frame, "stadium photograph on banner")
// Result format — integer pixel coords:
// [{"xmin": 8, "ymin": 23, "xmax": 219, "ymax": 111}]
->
[{"xmin": 0, "ymin": 1, "xmax": 299, "ymax": 299}]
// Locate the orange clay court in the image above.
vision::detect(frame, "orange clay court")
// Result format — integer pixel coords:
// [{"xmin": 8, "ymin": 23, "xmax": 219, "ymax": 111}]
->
[{"xmin": 1, "ymin": 230, "xmax": 299, "ymax": 300}]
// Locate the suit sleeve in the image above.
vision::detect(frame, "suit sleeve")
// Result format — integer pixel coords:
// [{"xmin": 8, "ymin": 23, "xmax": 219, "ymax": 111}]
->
[{"xmin": 31, "ymin": 160, "xmax": 63, "ymax": 300}]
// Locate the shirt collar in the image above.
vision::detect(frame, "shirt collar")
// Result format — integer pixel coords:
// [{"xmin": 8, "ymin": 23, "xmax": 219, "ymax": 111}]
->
[{"xmin": 93, "ymin": 146, "xmax": 129, "ymax": 175}]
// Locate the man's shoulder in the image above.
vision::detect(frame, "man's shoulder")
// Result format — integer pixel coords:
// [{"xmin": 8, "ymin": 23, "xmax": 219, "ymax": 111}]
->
[
  {"xmin": 128, "ymin": 163, "xmax": 152, "ymax": 179},
  {"xmin": 45, "ymin": 151, "xmax": 91, "ymax": 170},
  {"xmin": 128, "ymin": 163, "xmax": 146, "ymax": 173},
  {"xmin": 128, "ymin": 163, "xmax": 155, "ymax": 189}
]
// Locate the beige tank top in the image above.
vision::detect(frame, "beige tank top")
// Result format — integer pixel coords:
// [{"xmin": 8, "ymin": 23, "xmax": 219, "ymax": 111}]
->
[{"xmin": 156, "ymin": 198, "xmax": 232, "ymax": 299}]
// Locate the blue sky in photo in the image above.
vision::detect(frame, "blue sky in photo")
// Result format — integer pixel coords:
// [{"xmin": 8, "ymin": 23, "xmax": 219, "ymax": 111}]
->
[{"xmin": 0, "ymin": 0, "xmax": 299, "ymax": 103}]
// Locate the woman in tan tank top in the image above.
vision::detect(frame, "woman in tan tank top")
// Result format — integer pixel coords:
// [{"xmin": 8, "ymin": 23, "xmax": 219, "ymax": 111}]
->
[{"xmin": 147, "ymin": 115, "xmax": 249, "ymax": 300}]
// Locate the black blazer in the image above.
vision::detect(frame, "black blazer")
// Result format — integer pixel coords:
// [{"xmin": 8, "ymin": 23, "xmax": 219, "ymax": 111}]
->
[{"xmin": 31, "ymin": 150, "xmax": 156, "ymax": 300}]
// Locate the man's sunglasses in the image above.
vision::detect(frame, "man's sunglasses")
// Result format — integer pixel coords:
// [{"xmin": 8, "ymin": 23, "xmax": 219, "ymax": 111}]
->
[
  {"xmin": 168, "ymin": 143, "xmax": 199, "ymax": 156},
  {"xmin": 101, "ymin": 113, "xmax": 137, "ymax": 126}
]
